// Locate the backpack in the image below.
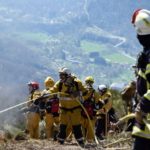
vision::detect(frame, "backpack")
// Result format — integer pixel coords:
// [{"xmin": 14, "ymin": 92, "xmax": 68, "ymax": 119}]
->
[
  {"xmin": 51, "ymin": 98, "xmax": 59, "ymax": 113},
  {"xmin": 46, "ymin": 98, "xmax": 59, "ymax": 114}
]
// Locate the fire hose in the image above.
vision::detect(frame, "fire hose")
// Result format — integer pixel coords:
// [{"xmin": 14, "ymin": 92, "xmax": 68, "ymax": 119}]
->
[{"xmin": 0, "ymin": 92, "xmax": 99, "ymax": 145}]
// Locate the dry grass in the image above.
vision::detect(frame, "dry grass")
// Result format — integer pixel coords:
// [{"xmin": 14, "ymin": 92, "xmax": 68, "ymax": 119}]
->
[{"xmin": 0, "ymin": 131, "xmax": 133, "ymax": 150}]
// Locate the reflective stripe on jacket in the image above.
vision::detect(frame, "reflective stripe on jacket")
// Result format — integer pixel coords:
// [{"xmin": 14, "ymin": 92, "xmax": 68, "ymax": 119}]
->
[{"xmin": 132, "ymin": 124, "xmax": 150, "ymax": 139}]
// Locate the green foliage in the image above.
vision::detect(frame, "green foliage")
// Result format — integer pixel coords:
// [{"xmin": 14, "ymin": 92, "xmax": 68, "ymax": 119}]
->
[
  {"xmin": 81, "ymin": 40, "xmax": 134, "ymax": 64},
  {"xmin": 16, "ymin": 32, "xmax": 50, "ymax": 43},
  {"xmin": 81, "ymin": 40, "xmax": 105, "ymax": 52},
  {"xmin": 111, "ymin": 89, "xmax": 126, "ymax": 117}
]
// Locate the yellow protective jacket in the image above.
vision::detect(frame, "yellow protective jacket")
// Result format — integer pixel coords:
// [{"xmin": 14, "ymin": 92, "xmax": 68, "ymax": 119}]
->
[
  {"xmin": 83, "ymin": 87, "xmax": 100, "ymax": 104},
  {"xmin": 98, "ymin": 91, "xmax": 112, "ymax": 113},
  {"xmin": 121, "ymin": 83, "xmax": 136, "ymax": 102},
  {"xmin": 132, "ymin": 90, "xmax": 150, "ymax": 139},
  {"xmin": 82, "ymin": 87, "xmax": 100, "ymax": 118},
  {"xmin": 27, "ymin": 90, "xmax": 41, "ymax": 107},
  {"xmin": 50, "ymin": 78, "xmax": 86, "ymax": 109},
  {"xmin": 132, "ymin": 61, "xmax": 150, "ymax": 139}
]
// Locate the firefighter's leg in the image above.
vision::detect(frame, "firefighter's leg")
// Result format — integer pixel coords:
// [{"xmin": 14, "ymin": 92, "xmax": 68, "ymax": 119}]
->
[
  {"xmin": 57, "ymin": 110, "xmax": 68, "ymax": 144},
  {"xmin": 66, "ymin": 122, "xmax": 72, "ymax": 142},
  {"xmin": 53, "ymin": 116, "xmax": 60, "ymax": 141},
  {"xmin": 45, "ymin": 113, "xmax": 54, "ymax": 139},
  {"xmin": 81, "ymin": 118, "xmax": 87, "ymax": 139},
  {"xmin": 28, "ymin": 112, "xmax": 40, "ymax": 139},
  {"xmin": 25, "ymin": 112, "xmax": 30, "ymax": 134},
  {"xmin": 86, "ymin": 118, "xmax": 95, "ymax": 143},
  {"xmin": 71, "ymin": 109, "xmax": 84, "ymax": 147},
  {"xmin": 95, "ymin": 115, "xmax": 105, "ymax": 140},
  {"xmin": 72, "ymin": 124, "xmax": 84, "ymax": 147}
]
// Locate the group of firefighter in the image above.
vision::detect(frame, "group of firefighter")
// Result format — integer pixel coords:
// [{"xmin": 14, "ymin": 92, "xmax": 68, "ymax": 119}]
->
[
  {"xmin": 23, "ymin": 8, "xmax": 150, "ymax": 149},
  {"xmin": 25, "ymin": 67, "xmax": 117, "ymax": 147}
]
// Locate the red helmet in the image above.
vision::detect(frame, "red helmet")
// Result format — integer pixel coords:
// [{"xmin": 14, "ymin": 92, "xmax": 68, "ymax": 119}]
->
[{"xmin": 28, "ymin": 81, "xmax": 39, "ymax": 90}]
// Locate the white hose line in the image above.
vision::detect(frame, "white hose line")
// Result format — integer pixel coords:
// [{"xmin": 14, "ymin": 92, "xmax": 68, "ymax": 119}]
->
[
  {"xmin": 0, "ymin": 100, "xmax": 32, "ymax": 114},
  {"xmin": 0, "ymin": 92, "xmax": 60, "ymax": 114}
]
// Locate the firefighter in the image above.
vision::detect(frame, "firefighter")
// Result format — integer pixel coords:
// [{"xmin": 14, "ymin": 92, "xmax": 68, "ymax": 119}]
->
[
  {"xmin": 121, "ymin": 80, "xmax": 137, "ymax": 114},
  {"xmin": 96, "ymin": 84, "xmax": 117, "ymax": 140},
  {"xmin": 81, "ymin": 76, "xmax": 100, "ymax": 143},
  {"xmin": 26, "ymin": 81, "xmax": 41, "ymax": 139},
  {"xmin": 42, "ymin": 76, "xmax": 59, "ymax": 140},
  {"xmin": 121, "ymin": 81, "xmax": 137, "ymax": 132},
  {"xmin": 131, "ymin": 9, "xmax": 150, "ymax": 150},
  {"xmin": 50, "ymin": 67, "xmax": 86, "ymax": 147}
]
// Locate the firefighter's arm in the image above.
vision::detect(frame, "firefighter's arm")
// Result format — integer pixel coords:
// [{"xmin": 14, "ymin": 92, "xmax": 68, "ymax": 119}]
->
[
  {"xmin": 94, "ymin": 91, "xmax": 101, "ymax": 110},
  {"xmin": 76, "ymin": 79, "xmax": 88, "ymax": 97},
  {"xmin": 27, "ymin": 95, "xmax": 32, "ymax": 107},
  {"xmin": 76, "ymin": 79, "xmax": 88, "ymax": 103},
  {"xmin": 134, "ymin": 64, "xmax": 150, "ymax": 123},
  {"xmin": 145, "ymin": 63, "xmax": 150, "ymax": 83},
  {"xmin": 102, "ymin": 92, "xmax": 112, "ymax": 112},
  {"xmin": 49, "ymin": 81, "xmax": 59, "ymax": 93},
  {"xmin": 96, "ymin": 98, "xmax": 106, "ymax": 114},
  {"xmin": 82, "ymin": 88, "xmax": 91, "ymax": 101},
  {"xmin": 139, "ymin": 90, "xmax": 150, "ymax": 114},
  {"xmin": 77, "ymin": 79, "xmax": 86, "ymax": 92},
  {"xmin": 27, "ymin": 91, "xmax": 41, "ymax": 107},
  {"xmin": 135, "ymin": 91, "xmax": 150, "ymax": 124}
]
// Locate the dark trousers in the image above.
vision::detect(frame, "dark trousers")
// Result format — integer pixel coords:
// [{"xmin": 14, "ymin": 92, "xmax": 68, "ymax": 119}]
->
[
  {"xmin": 96, "ymin": 108, "xmax": 117, "ymax": 137},
  {"xmin": 96, "ymin": 114, "xmax": 105, "ymax": 137},
  {"xmin": 133, "ymin": 137, "xmax": 150, "ymax": 150}
]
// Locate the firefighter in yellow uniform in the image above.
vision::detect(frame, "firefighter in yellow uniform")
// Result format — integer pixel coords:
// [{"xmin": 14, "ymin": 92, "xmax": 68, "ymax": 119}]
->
[
  {"xmin": 96, "ymin": 84, "xmax": 116, "ymax": 140},
  {"xmin": 121, "ymin": 80, "xmax": 137, "ymax": 131},
  {"xmin": 26, "ymin": 82, "xmax": 41, "ymax": 139},
  {"xmin": 131, "ymin": 9, "xmax": 150, "ymax": 150},
  {"xmin": 121, "ymin": 81, "xmax": 137, "ymax": 114},
  {"xmin": 81, "ymin": 76, "xmax": 100, "ymax": 143},
  {"xmin": 50, "ymin": 67, "xmax": 86, "ymax": 147},
  {"xmin": 42, "ymin": 76, "xmax": 59, "ymax": 140}
]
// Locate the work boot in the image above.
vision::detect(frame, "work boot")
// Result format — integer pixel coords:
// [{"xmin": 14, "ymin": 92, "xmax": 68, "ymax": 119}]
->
[
  {"xmin": 24, "ymin": 129, "xmax": 29, "ymax": 134},
  {"xmin": 97, "ymin": 134, "xmax": 104, "ymax": 140},
  {"xmin": 78, "ymin": 141, "xmax": 85, "ymax": 148},
  {"xmin": 53, "ymin": 131, "xmax": 58, "ymax": 141},
  {"xmin": 58, "ymin": 140, "xmax": 64, "ymax": 145}
]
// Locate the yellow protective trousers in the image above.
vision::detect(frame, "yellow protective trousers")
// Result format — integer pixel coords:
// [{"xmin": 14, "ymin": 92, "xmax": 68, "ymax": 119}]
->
[
  {"xmin": 81, "ymin": 117, "xmax": 96, "ymax": 142},
  {"xmin": 57, "ymin": 108, "xmax": 84, "ymax": 144},
  {"xmin": 26, "ymin": 112, "xmax": 40, "ymax": 139},
  {"xmin": 60, "ymin": 108, "xmax": 82, "ymax": 125},
  {"xmin": 45, "ymin": 113, "xmax": 59, "ymax": 139}
]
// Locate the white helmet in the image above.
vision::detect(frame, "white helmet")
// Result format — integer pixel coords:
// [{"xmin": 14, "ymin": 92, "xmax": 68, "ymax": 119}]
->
[
  {"xmin": 98, "ymin": 84, "xmax": 107, "ymax": 92},
  {"xmin": 59, "ymin": 67, "xmax": 71, "ymax": 76},
  {"xmin": 132, "ymin": 9, "xmax": 150, "ymax": 35}
]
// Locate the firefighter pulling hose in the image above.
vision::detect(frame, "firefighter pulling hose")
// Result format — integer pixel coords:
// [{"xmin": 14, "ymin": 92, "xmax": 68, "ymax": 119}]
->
[
  {"xmin": 49, "ymin": 67, "xmax": 100, "ymax": 148},
  {"xmin": 0, "ymin": 70, "xmax": 99, "ymax": 147}
]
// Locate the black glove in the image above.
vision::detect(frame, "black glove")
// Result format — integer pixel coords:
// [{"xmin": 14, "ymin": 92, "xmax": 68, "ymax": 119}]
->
[{"xmin": 33, "ymin": 99, "xmax": 40, "ymax": 105}]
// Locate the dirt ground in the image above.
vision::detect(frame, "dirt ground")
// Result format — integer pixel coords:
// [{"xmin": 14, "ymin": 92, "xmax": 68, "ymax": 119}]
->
[
  {"xmin": 0, "ymin": 135, "xmax": 132, "ymax": 150},
  {"xmin": 0, "ymin": 127, "xmax": 132, "ymax": 150}
]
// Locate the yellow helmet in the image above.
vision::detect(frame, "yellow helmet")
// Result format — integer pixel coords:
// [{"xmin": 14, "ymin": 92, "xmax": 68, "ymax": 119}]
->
[
  {"xmin": 44, "ymin": 76, "xmax": 55, "ymax": 88},
  {"xmin": 85, "ymin": 76, "xmax": 94, "ymax": 83}
]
